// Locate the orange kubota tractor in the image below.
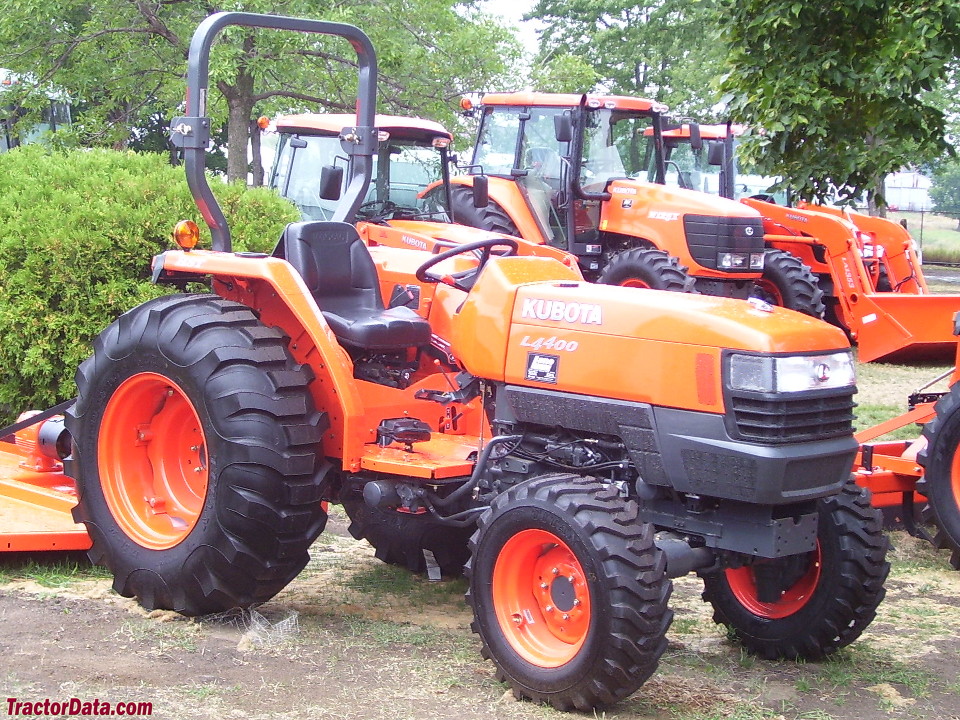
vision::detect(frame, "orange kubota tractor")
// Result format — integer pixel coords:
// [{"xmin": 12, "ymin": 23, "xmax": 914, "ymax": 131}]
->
[
  {"xmin": 264, "ymin": 112, "xmax": 574, "ymax": 266},
  {"xmin": 0, "ymin": 12, "xmax": 893, "ymax": 711},
  {"xmin": 660, "ymin": 123, "xmax": 960, "ymax": 362},
  {"xmin": 435, "ymin": 93, "xmax": 825, "ymax": 317}
]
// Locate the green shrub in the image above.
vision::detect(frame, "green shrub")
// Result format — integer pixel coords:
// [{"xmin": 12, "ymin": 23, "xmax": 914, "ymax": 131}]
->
[{"xmin": 0, "ymin": 146, "xmax": 300, "ymax": 419}]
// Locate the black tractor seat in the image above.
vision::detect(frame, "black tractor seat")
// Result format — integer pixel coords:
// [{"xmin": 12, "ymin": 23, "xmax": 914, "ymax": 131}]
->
[{"xmin": 277, "ymin": 221, "xmax": 431, "ymax": 351}]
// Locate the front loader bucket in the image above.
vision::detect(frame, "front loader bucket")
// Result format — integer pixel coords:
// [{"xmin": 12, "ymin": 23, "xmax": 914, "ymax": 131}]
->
[
  {"xmin": 854, "ymin": 293, "xmax": 960, "ymax": 363},
  {"xmin": 0, "ymin": 444, "xmax": 89, "ymax": 553}
]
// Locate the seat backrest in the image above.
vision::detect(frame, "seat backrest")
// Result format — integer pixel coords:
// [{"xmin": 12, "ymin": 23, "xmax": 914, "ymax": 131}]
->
[{"xmin": 280, "ymin": 221, "xmax": 384, "ymax": 313}]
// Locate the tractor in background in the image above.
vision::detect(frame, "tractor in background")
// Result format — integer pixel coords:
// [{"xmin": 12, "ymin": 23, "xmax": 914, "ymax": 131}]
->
[
  {"xmin": 660, "ymin": 123, "xmax": 960, "ymax": 363},
  {"xmin": 265, "ymin": 98, "xmax": 824, "ymax": 317},
  {"xmin": 442, "ymin": 93, "xmax": 824, "ymax": 317}
]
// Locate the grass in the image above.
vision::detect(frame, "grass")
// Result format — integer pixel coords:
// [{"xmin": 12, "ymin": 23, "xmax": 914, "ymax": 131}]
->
[
  {"xmin": 889, "ymin": 210, "xmax": 960, "ymax": 263},
  {"xmin": 0, "ymin": 551, "xmax": 111, "ymax": 587},
  {"xmin": 344, "ymin": 562, "xmax": 468, "ymax": 607},
  {"xmin": 114, "ymin": 618, "xmax": 201, "ymax": 654}
]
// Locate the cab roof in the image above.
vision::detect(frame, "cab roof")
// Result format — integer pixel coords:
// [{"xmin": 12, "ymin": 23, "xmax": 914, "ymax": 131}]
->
[
  {"xmin": 478, "ymin": 92, "xmax": 666, "ymax": 113},
  {"xmin": 274, "ymin": 113, "xmax": 452, "ymax": 142},
  {"xmin": 660, "ymin": 124, "xmax": 746, "ymax": 140}
]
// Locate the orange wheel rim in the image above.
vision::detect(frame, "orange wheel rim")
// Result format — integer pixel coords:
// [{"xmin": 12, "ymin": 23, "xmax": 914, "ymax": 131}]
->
[
  {"xmin": 725, "ymin": 542, "xmax": 821, "ymax": 619},
  {"xmin": 753, "ymin": 279, "xmax": 784, "ymax": 306},
  {"xmin": 98, "ymin": 372, "xmax": 208, "ymax": 550},
  {"xmin": 620, "ymin": 278, "xmax": 650, "ymax": 289},
  {"xmin": 491, "ymin": 529, "xmax": 591, "ymax": 668}
]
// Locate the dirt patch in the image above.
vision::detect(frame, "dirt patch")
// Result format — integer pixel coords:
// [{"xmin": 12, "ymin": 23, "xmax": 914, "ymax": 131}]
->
[{"xmin": 2, "ymin": 528, "xmax": 959, "ymax": 720}]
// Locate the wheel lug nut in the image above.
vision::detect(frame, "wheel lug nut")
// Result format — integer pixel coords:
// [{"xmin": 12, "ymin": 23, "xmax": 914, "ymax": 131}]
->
[
  {"xmin": 573, "ymin": 599, "xmax": 581, "ymax": 606},
  {"xmin": 562, "ymin": 614, "xmax": 570, "ymax": 620},
  {"xmin": 540, "ymin": 582, "xmax": 548, "ymax": 589},
  {"xmin": 545, "ymin": 605, "xmax": 553, "ymax": 612}
]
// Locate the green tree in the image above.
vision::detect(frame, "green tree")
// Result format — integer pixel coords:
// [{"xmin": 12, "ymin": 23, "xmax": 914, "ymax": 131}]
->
[
  {"xmin": 0, "ymin": 146, "xmax": 299, "ymax": 416},
  {"xmin": 0, "ymin": 1, "xmax": 518, "ymax": 182},
  {"xmin": 529, "ymin": 53, "xmax": 599, "ymax": 94},
  {"xmin": 717, "ymin": 0, "xmax": 960, "ymax": 211},
  {"xmin": 528, "ymin": 0, "xmax": 724, "ymax": 117},
  {"xmin": 930, "ymin": 158, "xmax": 960, "ymax": 230}
]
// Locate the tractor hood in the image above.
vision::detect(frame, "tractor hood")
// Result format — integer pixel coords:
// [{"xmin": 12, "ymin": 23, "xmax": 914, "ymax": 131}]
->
[
  {"xmin": 605, "ymin": 179, "xmax": 763, "ymax": 219},
  {"xmin": 452, "ymin": 256, "xmax": 850, "ymax": 412}
]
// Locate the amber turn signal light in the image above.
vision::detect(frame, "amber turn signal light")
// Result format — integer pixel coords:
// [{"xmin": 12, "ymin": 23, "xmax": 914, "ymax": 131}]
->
[{"xmin": 173, "ymin": 220, "xmax": 200, "ymax": 251}]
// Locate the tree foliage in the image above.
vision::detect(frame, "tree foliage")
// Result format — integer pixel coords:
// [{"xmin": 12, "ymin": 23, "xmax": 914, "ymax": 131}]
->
[
  {"xmin": 0, "ymin": 146, "xmax": 298, "ymax": 417},
  {"xmin": 718, "ymin": 0, "xmax": 960, "ymax": 206},
  {"xmin": 0, "ymin": 1, "xmax": 519, "ymax": 181},
  {"xmin": 930, "ymin": 158, "xmax": 960, "ymax": 229},
  {"xmin": 528, "ymin": 0, "xmax": 724, "ymax": 117}
]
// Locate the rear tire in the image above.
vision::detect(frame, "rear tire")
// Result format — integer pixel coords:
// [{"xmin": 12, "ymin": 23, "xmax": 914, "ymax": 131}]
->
[
  {"xmin": 918, "ymin": 384, "xmax": 960, "ymax": 568},
  {"xmin": 598, "ymin": 247, "xmax": 693, "ymax": 291},
  {"xmin": 68, "ymin": 294, "xmax": 327, "ymax": 616},
  {"xmin": 700, "ymin": 480, "xmax": 888, "ymax": 659},
  {"xmin": 448, "ymin": 184, "xmax": 521, "ymax": 236},
  {"xmin": 751, "ymin": 249, "xmax": 825, "ymax": 317},
  {"xmin": 341, "ymin": 488, "xmax": 472, "ymax": 576},
  {"xmin": 467, "ymin": 474, "xmax": 672, "ymax": 710}
]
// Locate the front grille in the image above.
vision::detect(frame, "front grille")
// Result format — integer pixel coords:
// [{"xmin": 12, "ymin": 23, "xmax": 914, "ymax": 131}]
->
[
  {"xmin": 683, "ymin": 214, "xmax": 765, "ymax": 271},
  {"xmin": 729, "ymin": 391, "xmax": 855, "ymax": 443}
]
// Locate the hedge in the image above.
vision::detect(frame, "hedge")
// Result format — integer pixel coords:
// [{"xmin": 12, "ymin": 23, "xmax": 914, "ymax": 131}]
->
[{"xmin": 0, "ymin": 146, "xmax": 300, "ymax": 419}]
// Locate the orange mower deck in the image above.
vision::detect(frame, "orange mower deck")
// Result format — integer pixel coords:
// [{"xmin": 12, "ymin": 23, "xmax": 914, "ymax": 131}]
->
[{"xmin": 0, "ymin": 444, "xmax": 89, "ymax": 552}]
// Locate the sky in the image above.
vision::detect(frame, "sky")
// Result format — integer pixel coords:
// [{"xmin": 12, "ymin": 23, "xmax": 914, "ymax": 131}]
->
[{"xmin": 481, "ymin": 0, "xmax": 541, "ymax": 57}]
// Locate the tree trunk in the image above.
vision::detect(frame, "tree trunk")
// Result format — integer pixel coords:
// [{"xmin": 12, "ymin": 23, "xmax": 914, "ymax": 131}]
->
[
  {"xmin": 221, "ymin": 37, "xmax": 257, "ymax": 184},
  {"xmin": 866, "ymin": 170, "xmax": 887, "ymax": 218},
  {"xmin": 250, "ymin": 119, "xmax": 264, "ymax": 187},
  {"xmin": 226, "ymin": 92, "xmax": 254, "ymax": 184}
]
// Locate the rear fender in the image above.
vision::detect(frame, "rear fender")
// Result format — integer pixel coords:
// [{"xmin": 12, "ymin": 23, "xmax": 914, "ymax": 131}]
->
[{"xmin": 154, "ymin": 250, "xmax": 363, "ymax": 466}]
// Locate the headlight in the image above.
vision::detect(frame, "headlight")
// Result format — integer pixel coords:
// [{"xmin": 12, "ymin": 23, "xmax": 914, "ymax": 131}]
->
[{"xmin": 728, "ymin": 351, "xmax": 855, "ymax": 393}]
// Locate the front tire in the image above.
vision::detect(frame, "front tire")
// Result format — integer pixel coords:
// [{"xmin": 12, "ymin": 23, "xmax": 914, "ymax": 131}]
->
[
  {"xmin": 598, "ymin": 247, "xmax": 693, "ymax": 291},
  {"xmin": 751, "ymin": 249, "xmax": 825, "ymax": 317},
  {"xmin": 467, "ymin": 474, "xmax": 672, "ymax": 710},
  {"xmin": 447, "ymin": 184, "xmax": 521, "ymax": 236},
  {"xmin": 700, "ymin": 480, "xmax": 888, "ymax": 659},
  {"xmin": 918, "ymin": 384, "xmax": 960, "ymax": 568},
  {"xmin": 68, "ymin": 294, "xmax": 327, "ymax": 616}
]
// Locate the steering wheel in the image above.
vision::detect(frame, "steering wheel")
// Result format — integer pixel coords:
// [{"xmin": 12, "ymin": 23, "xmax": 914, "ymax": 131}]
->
[
  {"xmin": 358, "ymin": 199, "xmax": 397, "ymax": 219},
  {"xmin": 415, "ymin": 238, "xmax": 519, "ymax": 290}
]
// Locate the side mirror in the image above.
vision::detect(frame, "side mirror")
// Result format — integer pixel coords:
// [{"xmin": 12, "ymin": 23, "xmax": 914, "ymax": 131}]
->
[
  {"xmin": 472, "ymin": 175, "xmax": 489, "ymax": 208},
  {"xmin": 554, "ymin": 114, "xmax": 573, "ymax": 143},
  {"xmin": 289, "ymin": 137, "xmax": 308, "ymax": 149},
  {"xmin": 688, "ymin": 123, "xmax": 702, "ymax": 151},
  {"xmin": 707, "ymin": 141, "xmax": 724, "ymax": 167},
  {"xmin": 318, "ymin": 165, "xmax": 343, "ymax": 201}
]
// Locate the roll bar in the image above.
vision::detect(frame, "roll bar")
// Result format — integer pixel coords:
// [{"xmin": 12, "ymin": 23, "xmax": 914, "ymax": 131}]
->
[{"xmin": 170, "ymin": 12, "xmax": 378, "ymax": 252}]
